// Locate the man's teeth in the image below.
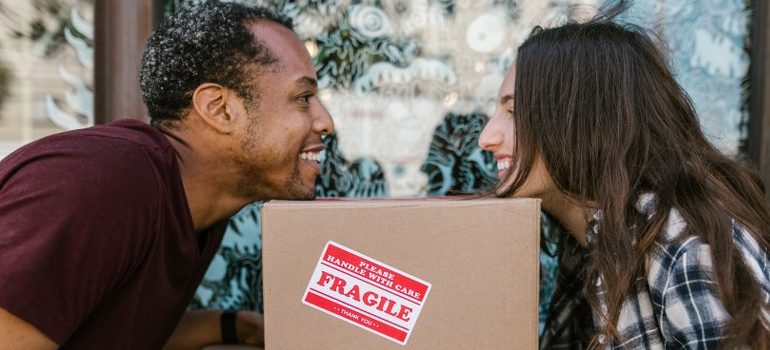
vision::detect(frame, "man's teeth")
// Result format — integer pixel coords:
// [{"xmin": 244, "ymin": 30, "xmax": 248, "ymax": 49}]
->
[
  {"xmin": 497, "ymin": 159, "xmax": 511, "ymax": 171},
  {"xmin": 300, "ymin": 151, "xmax": 321, "ymax": 162}
]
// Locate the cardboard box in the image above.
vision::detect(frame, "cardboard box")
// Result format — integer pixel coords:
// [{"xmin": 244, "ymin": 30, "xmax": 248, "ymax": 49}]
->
[{"xmin": 262, "ymin": 198, "xmax": 540, "ymax": 349}]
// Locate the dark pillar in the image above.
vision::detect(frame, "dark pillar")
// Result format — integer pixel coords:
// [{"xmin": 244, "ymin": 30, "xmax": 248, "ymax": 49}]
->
[
  {"xmin": 748, "ymin": 0, "xmax": 770, "ymax": 202},
  {"xmin": 94, "ymin": 0, "xmax": 162, "ymax": 123}
]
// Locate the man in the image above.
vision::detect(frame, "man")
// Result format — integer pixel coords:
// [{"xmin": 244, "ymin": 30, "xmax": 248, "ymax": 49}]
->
[{"xmin": 0, "ymin": 1, "xmax": 332, "ymax": 348}]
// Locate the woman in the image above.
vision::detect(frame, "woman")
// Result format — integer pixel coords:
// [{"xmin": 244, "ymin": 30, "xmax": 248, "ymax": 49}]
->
[{"xmin": 478, "ymin": 13, "xmax": 770, "ymax": 350}]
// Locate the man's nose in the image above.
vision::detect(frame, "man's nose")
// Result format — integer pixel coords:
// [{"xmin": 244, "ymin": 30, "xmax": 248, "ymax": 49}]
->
[{"xmin": 312, "ymin": 102, "xmax": 335, "ymax": 136}]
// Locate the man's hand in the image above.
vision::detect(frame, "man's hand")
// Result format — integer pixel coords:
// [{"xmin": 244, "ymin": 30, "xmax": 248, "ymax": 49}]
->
[
  {"xmin": 235, "ymin": 311, "xmax": 264, "ymax": 346},
  {"xmin": 164, "ymin": 310, "xmax": 264, "ymax": 350},
  {"xmin": 0, "ymin": 307, "xmax": 57, "ymax": 350}
]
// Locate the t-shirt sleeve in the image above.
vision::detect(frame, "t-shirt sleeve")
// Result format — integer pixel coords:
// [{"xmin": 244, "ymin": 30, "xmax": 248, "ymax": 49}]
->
[{"xmin": 0, "ymin": 139, "xmax": 160, "ymax": 344}]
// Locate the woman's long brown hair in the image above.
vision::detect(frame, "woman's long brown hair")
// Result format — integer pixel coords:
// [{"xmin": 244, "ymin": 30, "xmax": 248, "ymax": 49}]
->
[{"xmin": 499, "ymin": 5, "xmax": 770, "ymax": 349}]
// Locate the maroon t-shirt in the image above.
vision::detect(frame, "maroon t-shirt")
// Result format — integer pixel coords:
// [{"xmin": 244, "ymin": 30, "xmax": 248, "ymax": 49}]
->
[{"xmin": 0, "ymin": 119, "xmax": 227, "ymax": 348}]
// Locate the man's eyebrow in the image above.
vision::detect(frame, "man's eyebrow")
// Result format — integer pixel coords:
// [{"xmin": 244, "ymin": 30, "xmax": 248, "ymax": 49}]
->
[{"xmin": 295, "ymin": 76, "xmax": 318, "ymax": 89}]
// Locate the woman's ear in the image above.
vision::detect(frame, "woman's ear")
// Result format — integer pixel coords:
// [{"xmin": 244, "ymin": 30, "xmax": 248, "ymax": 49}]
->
[{"xmin": 191, "ymin": 83, "xmax": 238, "ymax": 134}]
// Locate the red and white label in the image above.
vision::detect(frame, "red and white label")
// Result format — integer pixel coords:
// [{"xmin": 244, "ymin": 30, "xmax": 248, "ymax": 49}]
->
[{"xmin": 302, "ymin": 241, "xmax": 432, "ymax": 345}]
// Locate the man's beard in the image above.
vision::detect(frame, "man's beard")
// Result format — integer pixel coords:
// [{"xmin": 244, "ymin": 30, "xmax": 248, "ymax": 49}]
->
[
  {"xmin": 237, "ymin": 113, "xmax": 316, "ymax": 200},
  {"xmin": 235, "ymin": 162, "xmax": 316, "ymax": 201},
  {"xmin": 284, "ymin": 166, "xmax": 316, "ymax": 200}
]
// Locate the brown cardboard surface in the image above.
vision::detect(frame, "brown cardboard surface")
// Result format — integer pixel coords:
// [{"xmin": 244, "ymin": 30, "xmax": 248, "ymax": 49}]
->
[{"xmin": 262, "ymin": 198, "xmax": 540, "ymax": 349}]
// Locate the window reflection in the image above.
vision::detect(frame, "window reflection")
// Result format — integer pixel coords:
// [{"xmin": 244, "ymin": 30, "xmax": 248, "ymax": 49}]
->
[{"xmin": 0, "ymin": 0, "xmax": 93, "ymax": 158}]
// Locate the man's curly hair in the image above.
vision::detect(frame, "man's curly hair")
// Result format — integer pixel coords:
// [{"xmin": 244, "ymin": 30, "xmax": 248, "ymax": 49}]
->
[{"xmin": 139, "ymin": 0, "xmax": 293, "ymax": 125}]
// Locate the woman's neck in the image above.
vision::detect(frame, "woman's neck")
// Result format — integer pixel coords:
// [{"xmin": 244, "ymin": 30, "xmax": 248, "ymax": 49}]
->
[{"xmin": 541, "ymin": 191, "xmax": 593, "ymax": 247}]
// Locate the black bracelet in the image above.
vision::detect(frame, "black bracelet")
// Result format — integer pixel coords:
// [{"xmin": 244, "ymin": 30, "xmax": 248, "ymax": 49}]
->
[{"xmin": 220, "ymin": 310, "xmax": 239, "ymax": 344}]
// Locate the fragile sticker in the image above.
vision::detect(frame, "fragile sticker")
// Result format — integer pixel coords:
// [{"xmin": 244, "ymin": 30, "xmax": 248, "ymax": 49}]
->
[{"xmin": 302, "ymin": 241, "xmax": 432, "ymax": 345}]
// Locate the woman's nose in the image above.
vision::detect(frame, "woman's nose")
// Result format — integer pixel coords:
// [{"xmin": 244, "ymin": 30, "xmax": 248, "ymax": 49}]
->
[{"xmin": 478, "ymin": 119, "xmax": 504, "ymax": 151}]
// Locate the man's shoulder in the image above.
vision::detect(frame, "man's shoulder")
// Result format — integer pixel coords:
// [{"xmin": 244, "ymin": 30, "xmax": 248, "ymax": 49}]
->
[
  {"xmin": 0, "ymin": 119, "xmax": 179, "ymax": 212},
  {"xmin": 1, "ymin": 119, "xmax": 174, "ymax": 181},
  {"xmin": 75, "ymin": 119, "xmax": 170, "ymax": 148},
  {"xmin": 26, "ymin": 119, "xmax": 168, "ymax": 157}
]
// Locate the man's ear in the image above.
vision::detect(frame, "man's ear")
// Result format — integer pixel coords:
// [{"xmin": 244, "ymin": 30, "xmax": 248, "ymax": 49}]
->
[{"xmin": 192, "ymin": 83, "xmax": 239, "ymax": 134}]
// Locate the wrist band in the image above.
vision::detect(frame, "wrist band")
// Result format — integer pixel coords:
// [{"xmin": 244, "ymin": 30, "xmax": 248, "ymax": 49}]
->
[{"xmin": 220, "ymin": 310, "xmax": 239, "ymax": 344}]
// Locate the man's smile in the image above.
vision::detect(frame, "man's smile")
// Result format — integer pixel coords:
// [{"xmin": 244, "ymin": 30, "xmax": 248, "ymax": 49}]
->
[{"xmin": 299, "ymin": 145, "xmax": 324, "ymax": 172}]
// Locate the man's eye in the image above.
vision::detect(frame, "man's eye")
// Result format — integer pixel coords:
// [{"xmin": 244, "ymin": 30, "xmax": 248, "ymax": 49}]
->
[{"xmin": 298, "ymin": 95, "xmax": 312, "ymax": 103}]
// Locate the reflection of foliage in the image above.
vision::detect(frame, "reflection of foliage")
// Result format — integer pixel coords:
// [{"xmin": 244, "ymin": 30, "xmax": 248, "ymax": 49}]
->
[
  {"xmin": 421, "ymin": 112, "xmax": 496, "ymax": 196},
  {"xmin": 314, "ymin": 24, "xmax": 419, "ymax": 89},
  {"xmin": 294, "ymin": 1, "xmax": 421, "ymax": 90},
  {"xmin": 164, "ymin": 0, "xmax": 420, "ymax": 90},
  {"xmin": 0, "ymin": 1, "xmax": 92, "ymax": 124},
  {"xmin": 164, "ymin": 0, "xmax": 279, "ymax": 16},
  {"xmin": 432, "ymin": 0, "xmax": 455, "ymax": 16},
  {"xmin": 0, "ymin": 0, "xmax": 93, "ymax": 57},
  {"xmin": 493, "ymin": 0, "xmax": 520, "ymax": 19},
  {"xmin": 190, "ymin": 241, "xmax": 264, "ymax": 312},
  {"xmin": 316, "ymin": 132, "xmax": 388, "ymax": 197},
  {"xmin": 0, "ymin": 60, "xmax": 11, "ymax": 110},
  {"xmin": 41, "ymin": 7, "xmax": 94, "ymax": 130},
  {"xmin": 190, "ymin": 202, "xmax": 265, "ymax": 312},
  {"xmin": 738, "ymin": 0, "xmax": 753, "ymax": 158}
]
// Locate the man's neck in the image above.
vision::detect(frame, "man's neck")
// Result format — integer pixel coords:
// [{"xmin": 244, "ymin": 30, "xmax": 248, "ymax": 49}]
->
[{"xmin": 162, "ymin": 129, "xmax": 253, "ymax": 232}]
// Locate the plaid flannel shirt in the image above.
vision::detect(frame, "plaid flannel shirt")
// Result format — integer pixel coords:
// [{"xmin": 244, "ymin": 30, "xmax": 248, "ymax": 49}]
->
[{"xmin": 540, "ymin": 195, "xmax": 770, "ymax": 349}]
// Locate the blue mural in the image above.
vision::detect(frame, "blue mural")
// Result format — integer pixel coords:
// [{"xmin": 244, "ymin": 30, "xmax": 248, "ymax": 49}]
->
[
  {"xmin": 607, "ymin": 0, "xmax": 750, "ymax": 154},
  {"xmin": 421, "ymin": 112, "xmax": 496, "ymax": 196}
]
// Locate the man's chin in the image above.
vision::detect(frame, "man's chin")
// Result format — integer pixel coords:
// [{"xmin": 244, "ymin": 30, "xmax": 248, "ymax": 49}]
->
[
  {"xmin": 290, "ymin": 188, "xmax": 316, "ymax": 200},
  {"xmin": 283, "ymin": 179, "xmax": 317, "ymax": 200}
]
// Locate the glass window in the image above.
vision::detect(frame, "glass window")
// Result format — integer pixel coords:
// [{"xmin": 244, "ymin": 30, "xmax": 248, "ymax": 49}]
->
[
  {"xmin": 609, "ymin": 0, "xmax": 750, "ymax": 155},
  {"xmin": 177, "ymin": 1, "xmax": 753, "ymax": 329},
  {"xmin": 0, "ymin": 0, "xmax": 94, "ymax": 158}
]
